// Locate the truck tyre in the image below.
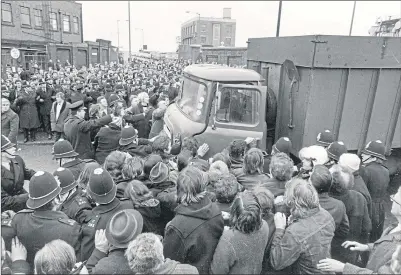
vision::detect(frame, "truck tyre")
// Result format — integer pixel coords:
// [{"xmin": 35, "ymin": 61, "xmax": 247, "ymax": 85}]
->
[{"xmin": 266, "ymin": 87, "xmax": 277, "ymax": 125}]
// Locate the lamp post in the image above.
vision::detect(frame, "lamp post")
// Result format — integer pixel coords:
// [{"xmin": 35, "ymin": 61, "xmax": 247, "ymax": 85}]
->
[
  {"xmin": 349, "ymin": 1, "xmax": 356, "ymax": 36},
  {"xmin": 128, "ymin": 1, "xmax": 131, "ymax": 61},
  {"xmin": 186, "ymin": 11, "xmax": 200, "ymax": 44},
  {"xmin": 276, "ymin": 1, "xmax": 282, "ymax": 37},
  {"xmin": 135, "ymin": 28, "xmax": 144, "ymax": 51}
]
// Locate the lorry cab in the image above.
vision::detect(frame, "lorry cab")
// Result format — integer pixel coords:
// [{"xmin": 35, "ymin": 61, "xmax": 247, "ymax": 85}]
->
[{"xmin": 164, "ymin": 64, "xmax": 274, "ymax": 159}]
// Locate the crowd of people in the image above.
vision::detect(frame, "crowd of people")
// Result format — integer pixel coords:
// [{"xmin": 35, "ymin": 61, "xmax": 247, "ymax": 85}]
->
[{"xmin": 1, "ymin": 57, "xmax": 401, "ymax": 274}]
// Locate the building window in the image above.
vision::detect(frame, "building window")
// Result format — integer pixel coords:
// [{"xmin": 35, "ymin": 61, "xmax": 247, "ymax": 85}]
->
[
  {"xmin": 63, "ymin": 14, "xmax": 70, "ymax": 32},
  {"xmin": 20, "ymin": 6, "xmax": 30, "ymax": 26},
  {"xmin": 1, "ymin": 2, "xmax": 12, "ymax": 23},
  {"xmin": 225, "ymin": 37, "xmax": 232, "ymax": 46},
  {"xmin": 50, "ymin": 12, "xmax": 57, "ymax": 30},
  {"xmin": 226, "ymin": 25, "xmax": 232, "ymax": 34},
  {"xmin": 72, "ymin": 16, "xmax": 79, "ymax": 33},
  {"xmin": 200, "ymin": 36, "xmax": 206, "ymax": 44},
  {"xmin": 33, "ymin": 9, "xmax": 42, "ymax": 27}
]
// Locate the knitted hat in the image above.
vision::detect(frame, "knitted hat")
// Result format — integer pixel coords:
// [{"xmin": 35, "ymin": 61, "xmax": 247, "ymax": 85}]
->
[
  {"xmin": 53, "ymin": 167, "xmax": 77, "ymax": 194},
  {"xmin": 1, "ymin": 135, "xmax": 15, "ymax": 152},
  {"xmin": 338, "ymin": 153, "xmax": 361, "ymax": 173},
  {"xmin": 149, "ymin": 162, "xmax": 169, "ymax": 184},
  {"xmin": 87, "ymin": 168, "xmax": 117, "ymax": 204},
  {"xmin": 52, "ymin": 139, "xmax": 79, "ymax": 159},
  {"xmin": 27, "ymin": 171, "xmax": 62, "ymax": 209},
  {"xmin": 144, "ymin": 155, "xmax": 163, "ymax": 176},
  {"xmin": 105, "ymin": 209, "xmax": 143, "ymax": 249},
  {"xmin": 316, "ymin": 130, "xmax": 335, "ymax": 146},
  {"xmin": 273, "ymin": 137, "xmax": 292, "ymax": 155},
  {"xmin": 362, "ymin": 140, "xmax": 386, "ymax": 160},
  {"xmin": 326, "ymin": 141, "xmax": 348, "ymax": 161},
  {"xmin": 119, "ymin": 126, "xmax": 138, "ymax": 146}
]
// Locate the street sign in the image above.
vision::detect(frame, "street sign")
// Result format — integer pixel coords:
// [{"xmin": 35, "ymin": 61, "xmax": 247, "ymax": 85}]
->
[{"xmin": 10, "ymin": 48, "xmax": 20, "ymax": 59}]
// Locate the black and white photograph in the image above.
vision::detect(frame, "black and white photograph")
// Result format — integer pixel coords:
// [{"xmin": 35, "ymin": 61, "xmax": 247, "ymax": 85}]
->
[{"xmin": 1, "ymin": 0, "xmax": 401, "ymax": 274}]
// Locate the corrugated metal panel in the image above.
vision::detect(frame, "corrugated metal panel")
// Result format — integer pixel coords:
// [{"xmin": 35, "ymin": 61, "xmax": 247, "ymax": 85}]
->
[
  {"xmin": 303, "ymin": 69, "xmax": 345, "ymax": 147},
  {"xmin": 338, "ymin": 69, "xmax": 377, "ymax": 150}
]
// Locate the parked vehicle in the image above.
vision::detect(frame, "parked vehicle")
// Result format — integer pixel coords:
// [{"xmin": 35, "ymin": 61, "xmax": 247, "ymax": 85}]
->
[{"xmin": 164, "ymin": 35, "xmax": 401, "ymax": 182}]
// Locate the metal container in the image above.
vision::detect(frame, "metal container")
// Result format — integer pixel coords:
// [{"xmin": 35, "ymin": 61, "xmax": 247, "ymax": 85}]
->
[{"xmin": 247, "ymin": 35, "xmax": 401, "ymax": 155}]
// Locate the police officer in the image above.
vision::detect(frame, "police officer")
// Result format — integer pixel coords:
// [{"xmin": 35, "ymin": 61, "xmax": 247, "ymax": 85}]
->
[
  {"xmin": 1, "ymin": 135, "xmax": 35, "ymax": 213},
  {"xmin": 80, "ymin": 168, "xmax": 133, "ymax": 261},
  {"xmin": 64, "ymin": 100, "xmax": 112, "ymax": 160},
  {"xmin": 316, "ymin": 129, "xmax": 335, "ymax": 148},
  {"xmin": 360, "ymin": 140, "xmax": 390, "ymax": 242},
  {"xmin": 3, "ymin": 171, "xmax": 81, "ymax": 268},
  {"xmin": 52, "ymin": 139, "xmax": 95, "ymax": 180},
  {"xmin": 325, "ymin": 141, "xmax": 348, "ymax": 169},
  {"xmin": 53, "ymin": 167, "xmax": 92, "ymax": 224}
]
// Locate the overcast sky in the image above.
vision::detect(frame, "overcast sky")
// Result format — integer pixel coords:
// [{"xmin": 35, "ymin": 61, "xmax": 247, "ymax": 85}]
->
[{"xmin": 79, "ymin": 1, "xmax": 401, "ymax": 52}]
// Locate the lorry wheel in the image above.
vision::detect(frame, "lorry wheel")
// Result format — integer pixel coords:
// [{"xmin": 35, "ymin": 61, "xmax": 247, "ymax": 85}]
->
[{"xmin": 266, "ymin": 87, "xmax": 277, "ymax": 125}]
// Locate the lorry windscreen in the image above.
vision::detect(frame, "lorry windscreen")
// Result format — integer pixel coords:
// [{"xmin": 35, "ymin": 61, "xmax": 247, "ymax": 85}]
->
[{"xmin": 177, "ymin": 76, "xmax": 210, "ymax": 123}]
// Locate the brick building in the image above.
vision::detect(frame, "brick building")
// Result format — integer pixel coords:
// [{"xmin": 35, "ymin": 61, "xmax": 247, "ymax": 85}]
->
[
  {"xmin": 181, "ymin": 8, "xmax": 236, "ymax": 47},
  {"xmin": 1, "ymin": 1, "xmax": 117, "ymax": 73}
]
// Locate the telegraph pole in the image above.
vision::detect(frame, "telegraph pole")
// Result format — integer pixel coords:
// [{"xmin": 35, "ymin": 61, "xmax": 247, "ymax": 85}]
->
[
  {"xmin": 128, "ymin": 1, "xmax": 131, "ymax": 61},
  {"xmin": 349, "ymin": 1, "xmax": 356, "ymax": 36},
  {"xmin": 276, "ymin": 1, "xmax": 283, "ymax": 37}
]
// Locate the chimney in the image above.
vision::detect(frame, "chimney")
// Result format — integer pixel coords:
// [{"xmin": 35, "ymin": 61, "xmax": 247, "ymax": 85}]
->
[{"xmin": 223, "ymin": 8, "xmax": 231, "ymax": 19}]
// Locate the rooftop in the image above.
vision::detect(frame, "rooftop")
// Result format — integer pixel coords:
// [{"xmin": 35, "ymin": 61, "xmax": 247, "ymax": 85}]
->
[
  {"xmin": 183, "ymin": 64, "xmax": 263, "ymax": 82},
  {"xmin": 181, "ymin": 16, "xmax": 236, "ymax": 26}
]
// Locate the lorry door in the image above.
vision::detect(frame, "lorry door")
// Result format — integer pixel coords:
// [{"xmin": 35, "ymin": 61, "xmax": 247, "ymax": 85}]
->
[{"xmin": 195, "ymin": 84, "xmax": 267, "ymax": 159}]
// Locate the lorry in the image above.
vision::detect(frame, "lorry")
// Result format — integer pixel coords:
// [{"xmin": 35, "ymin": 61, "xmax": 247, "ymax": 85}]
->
[{"xmin": 163, "ymin": 35, "xmax": 401, "ymax": 181}]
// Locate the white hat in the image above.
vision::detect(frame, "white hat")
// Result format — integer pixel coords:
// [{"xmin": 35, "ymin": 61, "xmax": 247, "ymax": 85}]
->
[
  {"xmin": 305, "ymin": 145, "xmax": 329, "ymax": 166},
  {"xmin": 338, "ymin": 153, "xmax": 360, "ymax": 172}
]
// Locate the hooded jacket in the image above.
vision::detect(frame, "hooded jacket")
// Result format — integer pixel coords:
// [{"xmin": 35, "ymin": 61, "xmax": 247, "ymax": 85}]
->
[{"xmin": 163, "ymin": 196, "xmax": 224, "ymax": 274}]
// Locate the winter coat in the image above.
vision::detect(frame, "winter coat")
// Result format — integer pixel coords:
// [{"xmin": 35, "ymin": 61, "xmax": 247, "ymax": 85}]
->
[
  {"xmin": 6, "ymin": 209, "xmax": 81, "ymax": 267},
  {"xmin": 270, "ymin": 207, "xmax": 335, "ymax": 274},
  {"xmin": 133, "ymin": 198, "xmax": 165, "ymax": 236},
  {"xmin": 352, "ymin": 172, "xmax": 372, "ymax": 219},
  {"xmin": 343, "ymin": 224, "xmax": 401, "ymax": 273},
  {"xmin": 150, "ymin": 258, "xmax": 199, "ymax": 274},
  {"xmin": 1, "ymin": 253, "xmax": 30, "ymax": 274},
  {"xmin": 86, "ymin": 248, "xmax": 131, "ymax": 275},
  {"xmin": 149, "ymin": 107, "xmax": 165, "ymax": 139},
  {"xmin": 94, "ymin": 123, "xmax": 121, "ymax": 165},
  {"xmin": 234, "ymin": 169, "xmax": 270, "ymax": 191},
  {"xmin": 1, "ymin": 109, "xmax": 19, "ymax": 144},
  {"xmin": 330, "ymin": 190, "xmax": 372, "ymax": 264},
  {"xmin": 50, "ymin": 100, "xmax": 70, "ymax": 132},
  {"xmin": 1, "ymin": 155, "xmax": 35, "ymax": 213},
  {"xmin": 124, "ymin": 104, "xmax": 149, "ymax": 138},
  {"xmin": 64, "ymin": 114, "xmax": 112, "ymax": 160},
  {"xmin": 163, "ymin": 196, "xmax": 224, "ymax": 274},
  {"xmin": 210, "ymin": 221, "xmax": 270, "ymax": 274},
  {"xmin": 361, "ymin": 162, "xmax": 390, "ymax": 242},
  {"xmin": 36, "ymin": 87, "xmax": 55, "ymax": 115},
  {"xmin": 260, "ymin": 177, "xmax": 287, "ymax": 197},
  {"xmin": 119, "ymin": 140, "xmax": 152, "ymax": 158},
  {"xmin": 150, "ymin": 180, "xmax": 178, "ymax": 229},
  {"xmin": 80, "ymin": 198, "xmax": 134, "ymax": 261},
  {"xmin": 14, "ymin": 89, "xmax": 40, "ymax": 129},
  {"xmin": 62, "ymin": 158, "xmax": 96, "ymax": 180},
  {"xmin": 318, "ymin": 193, "xmax": 350, "ymax": 262}
]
